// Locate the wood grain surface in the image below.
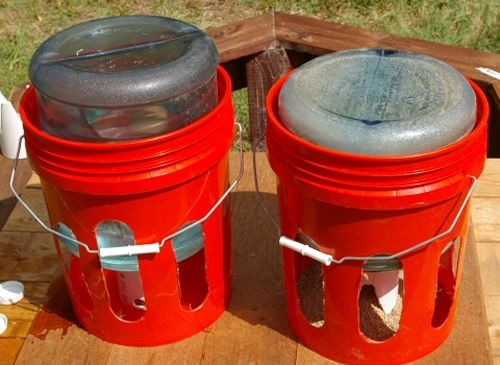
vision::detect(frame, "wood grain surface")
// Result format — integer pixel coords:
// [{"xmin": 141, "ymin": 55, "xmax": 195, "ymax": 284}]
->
[
  {"xmin": 473, "ymin": 160, "xmax": 500, "ymax": 360},
  {"xmin": 273, "ymin": 12, "xmax": 500, "ymax": 88},
  {"xmin": 207, "ymin": 13, "xmax": 275, "ymax": 64},
  {"xmin": 3, "ymin": 154, "xmax": 494, "ymax": 365}
]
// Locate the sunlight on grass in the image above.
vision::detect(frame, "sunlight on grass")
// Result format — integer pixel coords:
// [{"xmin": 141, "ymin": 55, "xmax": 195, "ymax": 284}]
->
[{"xmin": 1, "ymin": 0, "xmax": 497, "ymax": 97}]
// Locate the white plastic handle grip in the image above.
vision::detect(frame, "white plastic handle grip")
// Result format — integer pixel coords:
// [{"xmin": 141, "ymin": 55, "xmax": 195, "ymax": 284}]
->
[
  {"xmin": 99, "ymin": 243, "xmax": 160, "ymax": 258},
  {"xmin": 279, "ymin": 236, "xmax": 333, "ymax": 266}
]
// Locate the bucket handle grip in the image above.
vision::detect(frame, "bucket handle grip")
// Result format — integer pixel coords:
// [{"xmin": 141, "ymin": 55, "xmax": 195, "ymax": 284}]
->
[
  {"xmin": 277, "ymin": 175, "xmax": 477, "ymax": 266},
  {"xmin": 10, "ymin": 123, "xmax": 244, "ymax": 258}
]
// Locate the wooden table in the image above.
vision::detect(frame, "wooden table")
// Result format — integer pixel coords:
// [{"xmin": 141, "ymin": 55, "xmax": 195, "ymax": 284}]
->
[
  {"xmin": 1, "ymin": 12, "xmax": 499, "ymax": 364},
  {"xmin": 0, "ymin": 153, "xmax": 498, "ymax": 364}
]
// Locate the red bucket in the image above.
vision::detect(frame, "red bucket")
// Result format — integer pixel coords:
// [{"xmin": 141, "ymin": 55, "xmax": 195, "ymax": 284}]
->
[
  {"xmin": 19, "ymin": 66, "xmax": 236, "ymax": 346},
  {"xmin": 266, "ymin": 73, "xmax": 488, "ymax": 364}
]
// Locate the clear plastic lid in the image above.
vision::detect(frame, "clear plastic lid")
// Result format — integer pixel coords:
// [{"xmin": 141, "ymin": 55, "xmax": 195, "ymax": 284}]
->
[
  {"xmin": 278, "ymin": 49, "xmax": 477, "ymax": 156},
  {"xmin": 29, "ymin": 16, "xmax": 219, "ymax": 141}
]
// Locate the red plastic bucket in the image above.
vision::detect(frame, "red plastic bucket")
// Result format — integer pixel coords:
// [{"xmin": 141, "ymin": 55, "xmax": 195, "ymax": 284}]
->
[
  {"xmin": 266, "ymin": 72, "xmax": 488, "ymax": 364},
  {"xmin": 19, "ymin": 66, "xmax": 235, "ymax": 346}
]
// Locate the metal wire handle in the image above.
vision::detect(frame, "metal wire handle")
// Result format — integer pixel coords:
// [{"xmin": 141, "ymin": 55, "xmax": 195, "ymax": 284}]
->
[
  {"xmin": 252, "ymin": 131, "xmax": 477, "ymax": 266},
  {"xmin": 10, "ymin": 123, "xmax": 244, "ymax": 258}
]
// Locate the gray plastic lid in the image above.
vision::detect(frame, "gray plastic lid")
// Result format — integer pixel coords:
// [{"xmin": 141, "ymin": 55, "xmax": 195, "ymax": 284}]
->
[
  {"xmin": 278, "ymin": 49, "xmax": 476, "ymax": 156},
  {"xmin": 29, "ymin": 16, "xmax": 218, "ymax": 107}
]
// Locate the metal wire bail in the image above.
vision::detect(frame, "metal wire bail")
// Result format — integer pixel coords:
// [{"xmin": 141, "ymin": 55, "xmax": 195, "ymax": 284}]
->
[{"xmin": 10, "ymin": 122, "xmax": 244, "ymax": 258}]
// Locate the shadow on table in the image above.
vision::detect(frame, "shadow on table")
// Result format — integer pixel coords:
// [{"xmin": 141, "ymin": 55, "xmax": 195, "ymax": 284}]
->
[
  {"xmin": 227, "ymin": 190, "xmax": 296, "ymax": 341},
  {"xmin": 29, "ymin": 274, "xmax": 82, "ymax": 340},
  {"xmin": 27, "ymin": 190, "xmax": 295, "ymax": 342}
]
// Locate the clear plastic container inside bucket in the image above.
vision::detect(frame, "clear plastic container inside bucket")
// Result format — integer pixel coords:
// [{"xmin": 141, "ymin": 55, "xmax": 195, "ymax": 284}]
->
[
  {"xmin": 29, "ymin": 16, "xmax": 219, "ymax": 141},
  {"xmin": 278, "ymin": 49, "xmax": 477, "ymax": 156}
]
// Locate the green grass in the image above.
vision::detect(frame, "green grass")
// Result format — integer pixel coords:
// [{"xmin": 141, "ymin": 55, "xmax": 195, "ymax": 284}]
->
[
  {"xmin": 0, "ymin": 0, "xmax": 497, "ymax": 148},
  {"xmin": 1, "ymin": 0, "xmax": 498, "ymax": 97},
  {"xmin": 246, "ymin": 0, "xmax": 499, "ymax": 53}
]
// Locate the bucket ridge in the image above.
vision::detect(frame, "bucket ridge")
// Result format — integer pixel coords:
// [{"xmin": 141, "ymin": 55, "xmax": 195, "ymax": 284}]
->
[{"xmin": 266, "ymin": 73, "xmax": 488, "ymax": 209}]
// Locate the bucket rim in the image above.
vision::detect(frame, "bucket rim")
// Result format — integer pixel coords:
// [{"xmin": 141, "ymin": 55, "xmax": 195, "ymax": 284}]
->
[
  {"xmin": 266, "ymin": 71, "xmax": 489, "ymax": 162},
  {"xmin": 20, "ymin": 66, "xmax": 231, "ymax": 150}
]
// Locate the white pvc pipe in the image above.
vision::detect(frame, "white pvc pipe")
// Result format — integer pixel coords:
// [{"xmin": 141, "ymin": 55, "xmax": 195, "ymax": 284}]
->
[
  {"xmin": 279, "ymin": 236, "xmax": 333, "ymax": 266},
  {"xmin": 0, "ymin": 91, "xmax": 8, "ymax": 104},
  {"xmin": 476, "ymin": 67, "xmax": 500, "ymax": 80},
  {"xmin": 362, "ymin": 270, "xmax": 400, "ymax": 314},
  {"xmin": 1, "ymin": 102, "xmax": 27, "ymax": 160},
  {"xmin": 99, "ymin": 243, "xmax": 160, "ymax": 258}
]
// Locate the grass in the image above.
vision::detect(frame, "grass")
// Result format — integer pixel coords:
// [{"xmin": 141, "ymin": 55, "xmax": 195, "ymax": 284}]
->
[{"xmin": 0, "ymin": 0, "xmax": 498, "ymax": 146}]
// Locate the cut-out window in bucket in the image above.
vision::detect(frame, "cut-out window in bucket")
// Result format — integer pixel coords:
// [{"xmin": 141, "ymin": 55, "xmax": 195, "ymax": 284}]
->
[
  {"xmin": 173, "ymin": 222, "xmax": 208, "ymax": 311},
  {"xmin": 56, "ymin": 222, "xmax": 80, "ymax": 272},
  {"xmin": 294, "ymin": 232, "xmax": 325, "ymax": 328},
  {"xmin": 96, "ymin": 220, "xmax": 146, "ymax": 321},
  {"xmin": 359, "ymin": 256, "xmax": 403, "ymax": 341},
  {"xmin": 432, "ymin": 236, "xmax": 462, "ymax": 328},
  {"xmin": 55, "ymin": 223, "xmax": 93, "ymax": 310}
]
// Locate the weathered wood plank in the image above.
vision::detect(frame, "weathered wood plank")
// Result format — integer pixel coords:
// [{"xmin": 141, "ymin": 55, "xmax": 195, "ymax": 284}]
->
[
  {"xmin": 0, "ymin": 159, "xmax": 32, "ymax": 230},
  {"xmin": 25, "ymin": 174, "xmax": 40, "ymax": 187},
  {"xmin": 491, "ymin": 81, "xmax": 500, "ymax": 112},
  {"xmin": 0, "ymin": 338, "xmax": 24, "ymax": 365},
  {"xmin": 14, "ymin": 275, "xmax": 113, "ymax": 365},
  {"xmin": 207, "ymin": 14, "xmax": 277, "ymax": 91},
  {"xmin": 475, "ymin": 160, "xmax": 500, "ymax": 198},
  {"xmin": 0, "ymin": 280, "xmax": 51, "ymax": 339},
  {"xmin": 379, "ymin": 36, "xmax": 500, "ymax": 87},
  {"xmin": 0, "ymin": 231, "xmax": 57, "ymax": 283},
  {"xmin": 200, "ymin": 153, "xmax": 297, "ymax": 364},
  {"xmin": 0, "ymin": 299, "xmax": 40, "ymax": 338},
  {"xmin": 485, "ymin": 295, "xmax": 500, "ymax": 358},
  {"xmin": 487, "ymin": 82, "xmax": 500, "ymax": 157},
  {"xmin": 275, "ymin": 12, "xmax": 390, "ymax": 55},
  {"xmin": 106, "ymin": 334, "xmax": 207, "ymax": 365},
  {"xmin": 2, "ymin": 187, "xmax": 48, "ymax": 233},
  {"xmin": 476, "ymin": 243, "xmax": 500, "ymax": 297},
  {"xmin": 273, "ymin": 12, "xmax": 500, "ymax": 87},
  {"xmin": 207, "ymin": 13, "xmax": 275, "ymax": 64},
  {"xmin": 16, "ymin": 328, "xmax": 114, "ymax": 365},
  {"xmin": 246, "ymin": 41, "xmax": 292, "ymax": 150},
  {"xmin": 471, "ymin": 198, "xmax": 500, "ymax": 243}
]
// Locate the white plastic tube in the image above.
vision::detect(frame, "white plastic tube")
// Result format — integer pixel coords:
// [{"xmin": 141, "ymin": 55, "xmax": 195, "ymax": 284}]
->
[
  {"xmin": 0, "ymin": 102, "xmax": 26, "ymax": 159},
  {"xmin": 361, "ymin": 271, "xmax": 400, "ymax": 314},
  {"xmin": 476, "ymin": 67, "xmax": 500, "ymax": 80},
  {"xmin": 99, "ymin": 243, "xmax": 160, "ymax": 258},
  {"xmin": 279, "ymin": 236, "xmax": 333, "ymax": 266}
]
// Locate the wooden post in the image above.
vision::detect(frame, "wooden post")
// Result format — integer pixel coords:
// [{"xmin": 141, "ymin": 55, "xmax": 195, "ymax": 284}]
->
[
  {"xmin": 487, "ymin": 80, "xmax": 500, "ymax": 157},
  {"xmin": 246, "ymin": 41, "xmax": 292, "ymax": 151}
]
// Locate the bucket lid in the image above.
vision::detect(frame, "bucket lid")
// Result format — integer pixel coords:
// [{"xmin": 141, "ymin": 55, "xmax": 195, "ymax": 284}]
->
[
  {"xmin": 278, "ymin": 49, "xmax": 476, "ymax": 156},
  {"xmin": 0, "ymin": 313, "xmax": 7, "ymax": 335},
  {"xmin": 29, "ymin": 16, "xmax": 218, "ymax": 107},
  {"xmin": 0, "ymin": 281, "xmax": 24, "ymax": 305}
]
